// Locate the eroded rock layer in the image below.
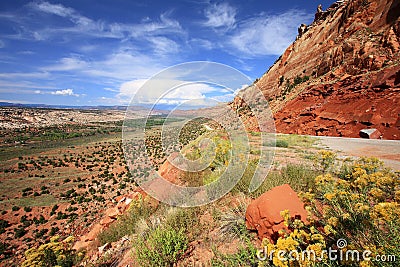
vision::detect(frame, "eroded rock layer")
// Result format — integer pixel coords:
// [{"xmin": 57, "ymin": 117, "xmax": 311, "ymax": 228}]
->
[{"xmin": 253, "ymin": 0, "xmax": 400, "ymax": 139}]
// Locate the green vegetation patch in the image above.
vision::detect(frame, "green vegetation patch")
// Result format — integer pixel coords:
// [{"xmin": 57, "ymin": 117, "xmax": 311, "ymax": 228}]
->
[{"xmin": 1, "ymin": 194, "xmax": 60, "ymax": 208}]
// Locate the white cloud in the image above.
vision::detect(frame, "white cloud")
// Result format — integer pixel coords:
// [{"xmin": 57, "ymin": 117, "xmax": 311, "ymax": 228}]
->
[
  {"xmin": 42, "ymin": 51, "xmax": 161, "ymax": 81},
  {"xmin": 146, "ymin": 36, "xmax": 180, "ymax": 56},
  {"xmin": 116, "ymin": 79, "xmax": 230, "ymax": 106},
  {"xmin": 27, "ymin": 2, "xmax": 184, "ymax": 41},
  {"xmin": 51, "ymin": 88, "xmax": 79, "ymax": 96},
  {"xmin": 229, "ymin": 10, "xmax": 313, "ymax": 57},
  {"xmin": 203, "ymin": 2, "xmax": 236, "ymax": 30},
  {"xmin": 0, "ymin": 71, "xmax": 49, "ymax": 78},
  {"xmin": 43, "ymin": 57, "xmax": 88, "ymax": 71},
  {"xmin": 30, "ymin": 1, "xmax": 75, "ymax": 17},
  {"xmin": 189, "ymin": 38, "xmax": 216, "ymax": 50},
  {"xmin": 29, "ymin": 1, "xmax": 96, "ymax": 30},
  {"xmin": 118, "ymin": 79, "xmax": 147, "ymax": 100}
]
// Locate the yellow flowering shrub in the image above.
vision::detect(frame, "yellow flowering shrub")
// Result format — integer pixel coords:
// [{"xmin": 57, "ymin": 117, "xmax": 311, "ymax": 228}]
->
[
  {"xmin": 303, "ymin": 157, "xmax": 400, "ymax": 266},
  {"xmin": 21, "ymin": 236, "xmax": 83, "ymax": 267},
  {"xmin": 314, "ymin": 150, "xmax": 337, "ymax": 172},
  {"xmin": 260, "ymin": 210, "xmax": 328, "ymax": 267}
]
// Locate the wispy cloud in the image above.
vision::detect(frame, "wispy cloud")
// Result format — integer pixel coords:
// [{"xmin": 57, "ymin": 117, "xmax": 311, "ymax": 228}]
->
[
  {"xmin": 42, "ymin": 57, "xmax": 88, "ymax": 72},
  {"xmin": 24, "ymin": 1, "xmax": 185, "ymax": 43},
  {"xmin": 229, "ymin": 10, "xmax": 313, "ymax": 57},
  {"xmin": 29, "ymin": 1, "xmax": 96, "ymax": 31},
  {"xmin": 147, "ymin": 36, "xmax": 180, "ymax": 56},
  {"xmin": 0, "ymin": 71, "xmax": 49, "ymax": 79},
  {"xmin": 30, "ymin": 1, "xmax": 75, "ymax": 17},
  {"xmin": 203, "ymin": 2, "xmax": 236, "ymax": 30}
]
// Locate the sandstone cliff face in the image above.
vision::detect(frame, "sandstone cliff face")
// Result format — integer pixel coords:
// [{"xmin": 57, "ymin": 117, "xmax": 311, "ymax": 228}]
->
[{"xmin": 254, "ymin": 0, "xmax": 400, "ymax": 139}]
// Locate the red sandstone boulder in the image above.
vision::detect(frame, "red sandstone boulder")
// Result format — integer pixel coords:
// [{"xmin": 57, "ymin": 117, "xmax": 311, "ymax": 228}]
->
[
  {"xmin": 245, "ymin": 184, "xmax": 308, "ymax": 241},
  {"xmin": 105, "ymin": 207, "xmax": 121, "ymax": 219}
]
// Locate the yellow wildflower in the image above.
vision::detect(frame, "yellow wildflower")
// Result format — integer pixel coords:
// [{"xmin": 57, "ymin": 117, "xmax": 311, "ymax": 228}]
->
[
  {"xmin": 376, "ymin": 174, "xmax": 394, "ymax": 188},
  {"xmin": 324, "ymin": 192, "xmax": 336, "ymax": 201},
  {"xmin": 306, "ymin": 243, "xmax": 325, "ymax": 259},
  {"xmin": 293, "ymin": 219, "xmax": 304, "ymax": 229},
  {"xmin": 336, "ymin": 179, "xmax": 350, "ymax": 189},
  {"xmin": 280, "ymin": 209, "xmax": 291, "ymax": 227},
  {"xmin": 360, "ymin": 260, "xmax": 372, "ymax": 267},
  {"xmin": 324, "ymin": 224, "xmax": 337, "ymax": 235},
  {"xmin": 372, "ymin": 202, "xmax": 400, "ymax": 222},
  {"xmin": 395, "ymin": 191, "xmax": 400, "ymax": 202},
  {"xmin": 327, "ymin": 217, "xmax": 339, "ymax": 227},
  {"xmin": 311, "ymin": 234, "xmax": 325, "ymax": 245},
  {"xmin": 342, "ymin": 213, "xmax": 351, "ymax": 220},
  {"xmin": 354, "ymin": 203, "xmax": 370, "ymax": 213},
  {"xmin": 315, "ymin": 174, "xmax": 334, "ymax": 185},
  {"xmin": 369, "ymin": 188, "xmax": 385, "ymax": 201}
]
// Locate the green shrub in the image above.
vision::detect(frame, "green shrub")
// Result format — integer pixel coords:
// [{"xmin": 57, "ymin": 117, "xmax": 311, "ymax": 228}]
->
[
  {"xmin": 211, "ymin": 241, "xmax": 258, "ymax": 267},
  {"xmin": 134, "ymin": 226, "xmax": 188, "ymax": 267},
  {"xmin": 98, "ymin": 198, "xmax": 155, "ymax": 245},
  {"xmin": 265, "ymin": 139, "xmax": 289, "ymax": 148},
  {"xmin": 163, "ymin": 207, "xmax": 199, "ymax": 235},
  {"xmin": 24, "ymin": 206, "xmax": 32, "ymax": 212},
  {"xmin": 275, "ymin": 139, "xmax": 289, "ymax": 148},
  {"xmin": 233, "ymin": 162, "xmax": 318, "ymax": 198},
  {"xmin": 14, "ymin": 227, "xmax": 27, "ymax": 238}
]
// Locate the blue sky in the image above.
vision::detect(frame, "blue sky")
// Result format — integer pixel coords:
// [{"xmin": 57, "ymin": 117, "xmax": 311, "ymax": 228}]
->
[{"xmin": 0, "ymin": 0, "xmax": 334, "ymax": 106}]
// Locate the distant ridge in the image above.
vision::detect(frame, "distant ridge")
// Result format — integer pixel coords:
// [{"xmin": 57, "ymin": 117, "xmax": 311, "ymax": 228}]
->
[{"xmin": 0, "ymin": 101, "xmax": 129, "ymax": 110}]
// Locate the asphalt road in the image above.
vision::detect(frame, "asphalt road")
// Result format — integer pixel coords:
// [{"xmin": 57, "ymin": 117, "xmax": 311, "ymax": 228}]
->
[{"xmin": 312, "ymin": 136, "xmax": 400, "ymax": 171}]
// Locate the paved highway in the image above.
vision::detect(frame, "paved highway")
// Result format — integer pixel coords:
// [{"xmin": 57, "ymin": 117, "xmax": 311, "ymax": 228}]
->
[{"xmin": 312, "ymin": 136, "xmax": 400, "ymax": 171}]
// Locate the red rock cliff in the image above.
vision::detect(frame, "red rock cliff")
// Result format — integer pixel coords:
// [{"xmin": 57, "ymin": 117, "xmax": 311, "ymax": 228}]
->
[{"xmin": 254, "ymin": 0, "xmax": 400, "ymax": 139}]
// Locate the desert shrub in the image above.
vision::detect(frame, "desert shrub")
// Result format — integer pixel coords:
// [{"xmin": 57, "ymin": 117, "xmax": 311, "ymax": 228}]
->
[
  {"xmin": 268, "ymin": 134, "xmax": 315, "ymax": 148},
  {"xmin": 211, "ymin": 240, "xmax": 258, "ymax": 267},
  {"xmin": 21, "ymin": 236, "xmax": 83, "ymax": 267},
  {"xmin": 314, "ymin": 150, "xmax": 337, "ymax": 173},
  {"xmin": 250, "ymin": 149, "xmax": 261, "ymax": 155},
  {"xmin": 217, "ymin": 196, "xmax": 249, "ymax": 241},
  {"xmin": 0, "ymin": 241, "xmax": 12, "ymax": 259},
  {"xmin": 134, "ymin": 226, "xmax": 188, "ymax": 267},
  {"xmin": 263, "ymin": 158, "xmax": 400, "ymax": 267},
  {"xmin": 24, "ymin": 206, "xmax": 32, "ymax": 212},
  {"xmin": 97, "ymin": 197, "xmax": 155, "ymax": 245},
  {"xmin": 0, "ymin": 219, "xmax": 10, "ymax": 234},
  {"xmin": 265, "ymin": 139, "xmax": 289, "ymax": 148},
  {"xmin": 233, "ymin": 162, "xmax": 318, "ymax": 198},
  {"xmin": 163, "ymin": 207, "xmax": 200, "ymax": 236},
  {"xmin": 275, "ymin": 139, "xmax": 289, "ymax": 148}
]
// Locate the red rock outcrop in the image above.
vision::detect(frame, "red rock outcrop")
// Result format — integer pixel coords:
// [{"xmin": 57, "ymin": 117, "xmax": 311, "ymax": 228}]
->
[
  {"xmin": 243, "ymin": 0, "xmax": 400, "ymax": 139},
  {"xmin": 72, "ymin": 189, "xmax": 147, "ymax": 251},
  {"xmin": 245, "ymin": 184, "xmax": 308, "ymax": 241}
]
